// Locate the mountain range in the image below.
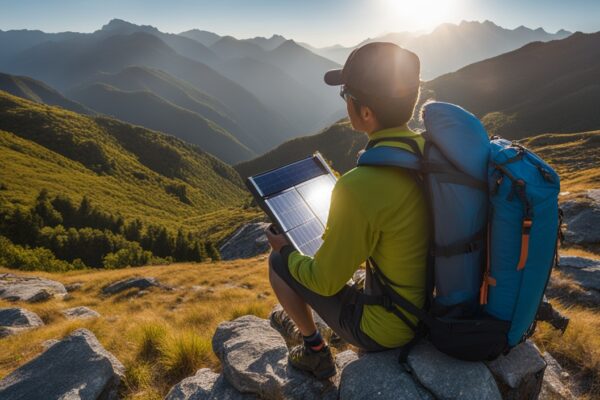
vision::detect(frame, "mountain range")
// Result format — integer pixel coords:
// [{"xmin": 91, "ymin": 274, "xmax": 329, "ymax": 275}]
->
[
  {"xmin": 238, "ymin": 31, "xmax": 600, "ymax": 174},
  {"xmin": 424, "ymin": 31, "xmax": 600, "ymax": 138},
  {"xmin": 0, "ymin": 18, "xmax": 579, "ymax": 165},
  {"xmin": 303, "ymin": 20, "xmax": 571, "ymax": 79}
]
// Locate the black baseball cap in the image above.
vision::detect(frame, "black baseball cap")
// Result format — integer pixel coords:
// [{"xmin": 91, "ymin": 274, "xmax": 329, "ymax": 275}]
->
[{"xmin": 324, "ymin": 42, "xmax": 420, "ymax": 101}]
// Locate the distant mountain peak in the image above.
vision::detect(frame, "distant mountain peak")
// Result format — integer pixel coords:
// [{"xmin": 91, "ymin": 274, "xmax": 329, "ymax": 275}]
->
[{"xmin": 100, "ymin": 19, "xmax": 159, "ymax": 34}]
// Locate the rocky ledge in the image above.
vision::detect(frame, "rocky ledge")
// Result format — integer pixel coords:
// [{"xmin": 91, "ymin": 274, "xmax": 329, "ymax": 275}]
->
[
  {"xmin": 0, "ymin": 273, "xmax": 67, "ymax": 302},
  {"xmin": 101, "ymin": 277, "xmax": 171, "ymax": 295},
  {"xmin": 165, "ymin": 314, "xmax": 571, "ymax": 400},
  {"xmin": 0, "ymin": 328, "xmax": 124, "ymax": 400},
  {"xmin": 219, "ymin": 222, "xmax": 270, "ymax": 260},
  {"xmin": 0, "ymin": 307, "xmax": 44, "ymax": 338}
]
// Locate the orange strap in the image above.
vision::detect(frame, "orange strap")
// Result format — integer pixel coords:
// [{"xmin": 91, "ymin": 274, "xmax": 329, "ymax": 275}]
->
[
  {"xmin": 479, "ymin": 275, "xmax": 497, "ymax": 305},
  {"xmin": 517, "ymin": 218, "xmax": 533, "ymax": 270},
  {"xmin": 479, "ymin": 223, "xmax": 496, "ymax": 305}
]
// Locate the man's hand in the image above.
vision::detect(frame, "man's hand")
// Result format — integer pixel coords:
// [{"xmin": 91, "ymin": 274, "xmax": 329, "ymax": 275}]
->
[{"xmin": 265, "ymin": 224, "xmax": 290, "ymax": 252}]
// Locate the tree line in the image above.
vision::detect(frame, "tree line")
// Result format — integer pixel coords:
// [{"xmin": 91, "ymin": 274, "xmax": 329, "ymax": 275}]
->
[{"xmin": 0, "ymin": 189, "xmax": 221, "ymax": 271}]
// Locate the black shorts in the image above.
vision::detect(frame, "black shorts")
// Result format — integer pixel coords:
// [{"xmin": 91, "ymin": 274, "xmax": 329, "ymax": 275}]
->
[{"xmin": 269, "ymin": 250, "xmax": 388, "ymax": 352}]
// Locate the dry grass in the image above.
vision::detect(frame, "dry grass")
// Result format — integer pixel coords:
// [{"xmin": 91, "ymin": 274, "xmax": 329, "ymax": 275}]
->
[
  {"xmin": 534, "ymin": 303, "xmax": 600, "ymax": 399},
  {"xmin": 0, "ymin": 255, "xmax": 276, "ymax": 399},
  {"xmin": 1, "ymin": 238, "xmax": 598, "ymax": 398}
]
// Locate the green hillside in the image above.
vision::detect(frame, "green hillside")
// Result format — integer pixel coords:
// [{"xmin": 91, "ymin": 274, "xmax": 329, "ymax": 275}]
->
[
  {"xmin": 68, "ymin": 83, "xmax": 255, "ymax": 163},
  {"xmin": 0, "ymin": 90, "xmax": 256, "ymax": 236},
  {"xmin": 0, "ymin": 71, "xmax": 91, "ymax": 115},
  {"xmin": 82, "ymin": 66, "xmax": 258, "ymax": 152},
  {"xmin": 235, "ymin": 120, "xmax": 366, "ymax": 178}
]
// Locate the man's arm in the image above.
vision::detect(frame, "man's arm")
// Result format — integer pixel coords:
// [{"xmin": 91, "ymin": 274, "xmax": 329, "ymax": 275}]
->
[{"xmin": 283, "ymin": 182, "xmax": 377, "ymax": 296}]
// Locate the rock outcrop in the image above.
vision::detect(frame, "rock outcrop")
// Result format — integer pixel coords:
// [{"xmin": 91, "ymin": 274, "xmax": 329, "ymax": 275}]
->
[
  {"xmin": 0, "ymin": 328, "xmax": 124, "ymax": 400},
  {"xmin": 101, "ymin": 277, "xmax": 169, "ymax": 295},
  {"xmin": 340, "ymin": 348, "xmax": 434, "ymax": 400},
  {"xmin": 0, "ymin": 273, "xmax": 66, "ymax": 302},
  {"xmin": 486, "ymin": 341, "xmax": 546, "ymax": 400},
  {"xmin": 558, "ymin": 255, "xmax": 600, "ymax": 292},
  {"xmin": 165, "ymin": 368, "xmax": 258, "ymax": 400},
  {"xmin": 0, "ymin": 307, "xmax": 44, "ymax": 338},
  {"xmin": 561, "ymin": 190, "xmax": 600, "ymax": 246},
  {"xmin": 212, "ymin": 315, "xmax": 338, "ymax": 400},
  {"xmin": 62, "ymin": 306, "xmax": 100, "ymax": 320},
  {"xmin": 166, "ymin": 315, "xmax": 552, "ymax": 400},
  {"xmin": 219, "ymin": 222, "xmax": 270, "ymax": 260},
  {"xmin": 540, "ymin": 353, "xmax": 575, "ymax": 400},
  {"xmin": 409, "ymin": 341, "xmax": 501, "ymax": 400}
]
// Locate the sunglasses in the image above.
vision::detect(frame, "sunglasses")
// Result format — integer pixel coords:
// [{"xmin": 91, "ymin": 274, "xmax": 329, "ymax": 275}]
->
[{"xmin": 339, "ymin": 86, "xmax": 358, "ymax": 103}]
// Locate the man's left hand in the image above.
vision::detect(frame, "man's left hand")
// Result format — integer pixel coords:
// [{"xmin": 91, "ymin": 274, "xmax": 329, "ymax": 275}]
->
[{"xmin": 265, "ymin": 224, "xmax": 290, "ymax": 252}]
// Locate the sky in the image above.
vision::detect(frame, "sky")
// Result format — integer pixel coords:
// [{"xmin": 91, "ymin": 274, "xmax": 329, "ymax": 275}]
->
[{"xmin": 0, "ymin": 0, "xmax": 598, "ymax": 47}]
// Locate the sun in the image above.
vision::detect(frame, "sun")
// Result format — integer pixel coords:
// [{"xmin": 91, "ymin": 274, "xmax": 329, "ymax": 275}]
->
[{"xmin": 380, "ymin": 0, "xmax": 461, "ymax": 30}]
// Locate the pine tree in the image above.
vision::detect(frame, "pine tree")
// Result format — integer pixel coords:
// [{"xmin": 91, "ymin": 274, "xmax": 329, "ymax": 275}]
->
[
  {"xmin": 51, "ymin": 195, "xmax": 77, "ymax": 227},
  {"xmin": 205, "ymin": 240, "xmax": 221, "ymax": 262},
  {"xmin": 124, "ymin": 219, "xmax": 143, "ymax": 243},
  {"xmin": 174, "ymin": 229, "xmax": 188, "ymax": 261},
  {"xmin": 34, "ymin": 189, "xmax": 62, "ymax": 227}
]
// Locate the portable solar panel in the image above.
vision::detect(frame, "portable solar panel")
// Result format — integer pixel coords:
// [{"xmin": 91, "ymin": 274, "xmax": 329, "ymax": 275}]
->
[{"xmin": 246, "ymin": 152, "xmax": 337, "ymax": 256}]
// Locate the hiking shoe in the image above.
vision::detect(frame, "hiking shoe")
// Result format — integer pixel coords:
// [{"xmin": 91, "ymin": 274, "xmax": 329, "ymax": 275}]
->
[
  {"xmin": 269, "ymin": 308, "xmax": 303, "ymax": 346},
  {"xmin": 288, "ymin": 344, "xmax": 337, "ymax": 379}
]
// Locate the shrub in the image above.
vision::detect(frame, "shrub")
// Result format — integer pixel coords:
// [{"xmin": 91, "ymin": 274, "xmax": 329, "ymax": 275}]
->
[
  {"xmin": 0, "ymin": 235, "xmax": 78, "ymax": 272},
  {"xmin": 103, "ymin": 242, "xmax": 154, "ymax": 269}
]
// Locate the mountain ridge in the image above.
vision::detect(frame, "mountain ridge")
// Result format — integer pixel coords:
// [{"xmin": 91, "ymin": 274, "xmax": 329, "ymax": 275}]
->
[{"xmin": 424, "ymin": 31, "xmax": 600, "ymax": 138}]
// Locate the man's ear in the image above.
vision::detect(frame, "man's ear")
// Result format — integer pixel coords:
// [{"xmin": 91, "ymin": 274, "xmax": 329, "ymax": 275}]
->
[{"xmin": 361, "ymin": 105, "xmax": 375, "ymax": 123}]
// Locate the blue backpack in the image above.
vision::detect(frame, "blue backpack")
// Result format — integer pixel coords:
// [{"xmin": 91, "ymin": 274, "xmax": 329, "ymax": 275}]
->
[{"xmin": 357, "ymin": 102, "xmax": 560, "ymax": 361}]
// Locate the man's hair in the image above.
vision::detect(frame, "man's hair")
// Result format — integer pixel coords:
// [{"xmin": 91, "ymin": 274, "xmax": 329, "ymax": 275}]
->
[{"xmin": 352, "ymin": 87, "xmax": 420, "ymax": 129}]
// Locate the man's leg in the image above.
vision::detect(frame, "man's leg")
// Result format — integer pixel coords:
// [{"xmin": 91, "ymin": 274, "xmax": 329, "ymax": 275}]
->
[{"xmin": 268, "ymin": 255, "xmax": 319, "ymax": 336}]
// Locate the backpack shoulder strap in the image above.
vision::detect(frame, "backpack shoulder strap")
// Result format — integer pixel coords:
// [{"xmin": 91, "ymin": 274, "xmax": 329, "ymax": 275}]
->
[{"xmin": 357, "ymin": 142, "xmax": 422, "ymax": 171}]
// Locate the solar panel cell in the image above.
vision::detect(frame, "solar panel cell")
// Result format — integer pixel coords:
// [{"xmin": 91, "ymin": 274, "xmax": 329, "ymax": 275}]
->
[{"xmin": 251, "ymin": 157, "xmax": 325, "ymax": 197}]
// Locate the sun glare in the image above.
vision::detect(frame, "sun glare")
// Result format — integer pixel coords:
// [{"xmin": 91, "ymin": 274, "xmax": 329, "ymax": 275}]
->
[{"xmin": 381, "ymin": 0, "xmax": 461, "ymax": 30}]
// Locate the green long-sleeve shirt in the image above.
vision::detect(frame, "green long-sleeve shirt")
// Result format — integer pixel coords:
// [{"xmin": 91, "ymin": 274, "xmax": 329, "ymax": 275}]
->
[{"xmin": 287, "ymin": 126, "xmax": 430, "ymax": 348}]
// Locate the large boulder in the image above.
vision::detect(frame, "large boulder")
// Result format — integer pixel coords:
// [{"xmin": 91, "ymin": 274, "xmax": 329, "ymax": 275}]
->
[
  {"xmin": 339, "ymin": 348, "xmax": 434, "ymax": 400},
  {"xmin": 486, "ymin": 341, "xmax": 547, "ymax": 400},
  {"xmin": 219, "ymin": 222, "xmax": 270, "ymax": 260},
  {"xmin": 539, "ymin": 353, "xmax": 575, "ymax": 400},
  {"xmin": 212, "ymin": 315, "xmax": 337, "ymax": 400},
  {"xmin": 0, "ymin": 308, "xmax": 44, "ymax": 338},
  {"xmin": 165, "ymin": 368, "xmax": 258, "ymax": 400},
  {"xmin": 101, "ymin": 277, "xmax": 168, "ymax": 295},
  {"xmin": 561, "ymin": 192, "xmax": 600, "ymax": 246},
  {"xmin": 62, "ymin": 306, "xmax": 100, "ymax": 320},
  {"xmin": 0, "ymin": 328, "xmax": 124, "ymax": 400},
  {"xmin": 0, "ymin": 273, "xmax": 66, "ymax": 302},
  {"xmin": 558, "ymin": 256, "xmax": 600, "ymax": 292},
  {"xmin": 407, "ymin": 341, "xmax": 502, "ymax": 400}
]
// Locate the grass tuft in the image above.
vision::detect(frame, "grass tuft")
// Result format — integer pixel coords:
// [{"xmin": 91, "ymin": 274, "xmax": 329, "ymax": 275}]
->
[
  {"xmin": 229, "ymin": 301, "xmax": 270, "ymax": 320},
  {"xmin": 138, "ymin": 322, "xmax": 168, "ymax": 361},
  {"xmin": 158, "ymin": 331, "xmax": 213, "ymax": 383}
]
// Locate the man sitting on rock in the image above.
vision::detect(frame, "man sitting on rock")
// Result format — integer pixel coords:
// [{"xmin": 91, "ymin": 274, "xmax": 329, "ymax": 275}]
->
[{"xmin": 266, "ymin": 43, "xmax": 429, "ymax": 379}]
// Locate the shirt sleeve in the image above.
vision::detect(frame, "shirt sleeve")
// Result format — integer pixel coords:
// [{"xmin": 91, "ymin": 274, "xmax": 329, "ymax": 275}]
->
[{"xmin": 284, "ymin": 181, "xmax": 377, "ymax": 296}]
